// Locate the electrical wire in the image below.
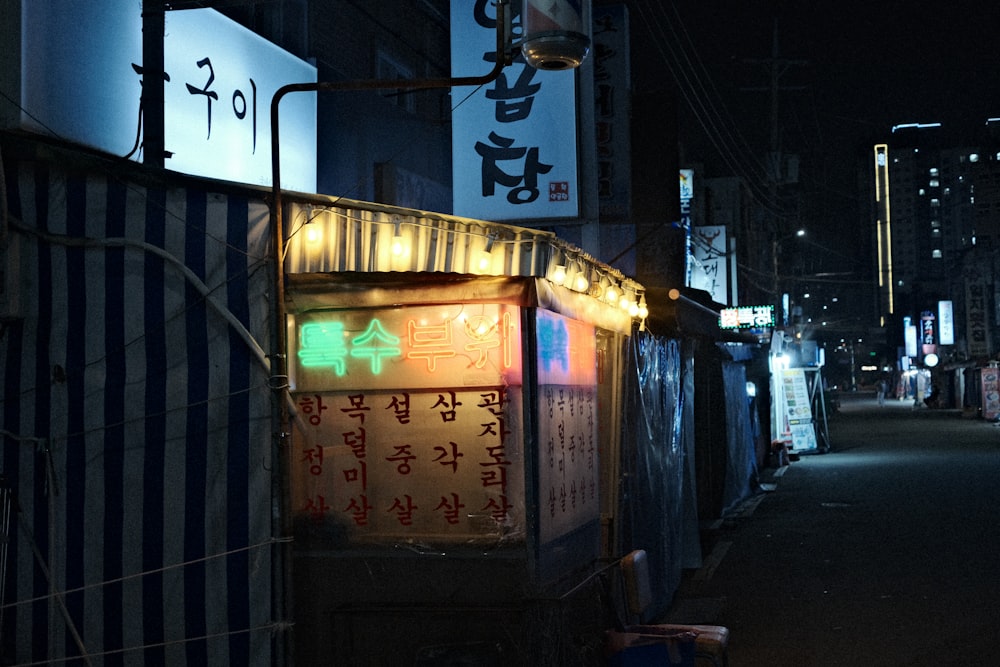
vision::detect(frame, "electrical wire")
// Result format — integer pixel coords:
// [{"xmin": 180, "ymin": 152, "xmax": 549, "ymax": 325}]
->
[{"xmin": 631, "ymin": 1, "xmax": 792, "ymax": 223}]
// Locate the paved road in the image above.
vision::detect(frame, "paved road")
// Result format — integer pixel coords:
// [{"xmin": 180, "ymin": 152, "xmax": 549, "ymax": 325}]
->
[{"xmin": 664, "ymin": 393, "xmax": 1000, "ymax": 666}]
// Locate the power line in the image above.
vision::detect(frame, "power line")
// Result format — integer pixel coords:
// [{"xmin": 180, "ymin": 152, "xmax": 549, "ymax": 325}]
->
[{"xmin": 631, "ymin": 1, "xmax": 791, "ymax": 222}]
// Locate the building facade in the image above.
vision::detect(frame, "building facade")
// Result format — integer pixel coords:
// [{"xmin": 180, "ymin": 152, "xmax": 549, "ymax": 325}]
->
[{"xmin": 872, "ymin": 121, "xmax": 1000, "ymax": 408}]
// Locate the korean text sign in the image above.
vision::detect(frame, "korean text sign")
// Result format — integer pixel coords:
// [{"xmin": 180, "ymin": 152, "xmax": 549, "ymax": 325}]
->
[
  {"xmin": 291, "ymin": 303, "xmax": 523, "ymax": 392},
  {"xmin": 535, "ymin": 310, "xmax": 600, "ymax": 544},
  {"xmin": 450, "ymin": 0, "xmax": 580, "ymax": 221},
  {"xmin": 20, "ymin": 5, "xmax": 316, "ymax": 192},
  {"xmin": 291, "ymin": 302, "xmax": 526, "ymax": 545},
  {"xmin": 294, "ymin": 387, "xmax": 525, "ymax": 545}
]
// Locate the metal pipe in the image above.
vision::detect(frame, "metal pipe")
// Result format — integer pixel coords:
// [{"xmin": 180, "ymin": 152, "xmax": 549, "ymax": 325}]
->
[{"xmin": 141, "ymin": 1, "xmax": 166, "ymax": 168}]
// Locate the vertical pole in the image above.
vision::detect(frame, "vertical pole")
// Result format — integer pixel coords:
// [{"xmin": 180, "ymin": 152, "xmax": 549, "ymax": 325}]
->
[{"xmin": 141, "ymin": 1, "xmax": 165, "ymax": 168}]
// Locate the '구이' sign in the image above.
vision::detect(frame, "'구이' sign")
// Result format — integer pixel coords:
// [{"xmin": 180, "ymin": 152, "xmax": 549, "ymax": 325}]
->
[
  {"xmin": 19, "ymin": 4, "xmax": 316, "ymax": 192},
  {"xmin": 450, "ymin": 0, "xmax": 580, "ymax": 221}
]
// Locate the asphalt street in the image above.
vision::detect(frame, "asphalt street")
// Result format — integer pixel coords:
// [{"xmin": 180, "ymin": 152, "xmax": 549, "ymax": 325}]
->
[{"xmin": 662, "ymin": 392, "xmax": 1000, "ymax": 666}]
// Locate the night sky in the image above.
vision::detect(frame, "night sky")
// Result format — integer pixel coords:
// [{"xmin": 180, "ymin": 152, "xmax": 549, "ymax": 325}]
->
[
  {"xmin": 671, "ymin": 1, "xmax": 1000, "ymax": 152},
  {"xmin": 631, "ymin": 1, "xmax": 1000, "ymax": 295}
]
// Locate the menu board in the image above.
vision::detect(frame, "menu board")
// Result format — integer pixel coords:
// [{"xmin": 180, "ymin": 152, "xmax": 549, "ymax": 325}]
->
[
  {"xmin": 293, "ymin": 387, "xmax": 524, "ymax": 545},
  {"xmin": 290, "ymin": 304, "xmax": 602, "ymax": 548},
  {"xmin": 780, "ymin": 369, "xmax": 817, "ymax": 451},
  {"xmin": 535, "ymin": 310, "xmax": 600, "ymax": 544}
]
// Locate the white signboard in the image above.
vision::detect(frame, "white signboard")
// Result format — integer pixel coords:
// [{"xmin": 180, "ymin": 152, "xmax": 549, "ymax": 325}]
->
[
  {"xmin": 938, "ymin": 300, "xmax": 954, "ymax": 346},
  {"xmin": 450, "ymin": 1, "xmax": 580, "ymax": 220},
  {"xmin": 690, "ymin": 225, "xmax": 728, "ymax": 304},
  {"xmin": 20, "ymin": 4, "xmax": 316, "ymax": 192},
  {"xmin": 163, "ymin": 10, "xmax": 316, "ymax": 189}
]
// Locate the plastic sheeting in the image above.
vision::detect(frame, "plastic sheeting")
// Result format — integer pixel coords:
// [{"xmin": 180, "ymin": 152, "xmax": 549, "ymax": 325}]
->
[
  {"xmin": 720, "ymin": 360, "xmax": 760, "ymax": 516},
  {"xmin": 619, "ymin": 332, "xmax": 690, "ymax": 620}
]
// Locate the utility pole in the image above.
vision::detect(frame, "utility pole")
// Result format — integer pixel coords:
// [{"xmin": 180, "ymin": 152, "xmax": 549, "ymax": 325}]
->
[
  {"xmin": 743, "ymin": 19, "xmax": 808, "ymax": 190},
  {"xmin": 743, "ymin": 19, "xmax": 807, "ymax": 321},
  {"xmin": 141, "ymin": 1, "xmax": 166, "ymax": 168}
]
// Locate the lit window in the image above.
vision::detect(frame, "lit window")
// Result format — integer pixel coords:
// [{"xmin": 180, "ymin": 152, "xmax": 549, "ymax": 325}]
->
[
  {"xmin": 970, "ymin": 153, "xmax": 980, "ymax": 162},
  {"xmin": 932, "ymin": 249, "xmax": 942, "ymax": 258},
  {"xmin": 929, "ymin": 168, "xmax": 940, "ymax": 176},
  {"xmin": 929, "ymin": 179, "xmax": 939, "ymax": 187}
]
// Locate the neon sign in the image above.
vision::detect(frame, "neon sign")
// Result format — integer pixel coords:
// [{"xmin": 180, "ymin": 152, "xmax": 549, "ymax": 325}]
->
[
  {"xmin": 350, "ymin": 320, "xmax": 402, "ymax": 374},
  {"xmin": 292, "ymin": 304, "xmax": 522, "ymax": 391},
  {"xmin": 719, "ymin": 305, "xmax": 775, "ymax": 330},
  {"xmin": 535, "ymin": 310, "xmax": 597, "ymax": 386}
]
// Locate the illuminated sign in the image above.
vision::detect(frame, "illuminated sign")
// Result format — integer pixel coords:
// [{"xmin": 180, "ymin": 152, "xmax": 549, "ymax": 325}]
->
[
  {"xmin": 20, "ymin": 5, "xmax": 316, "ymax": 191},
  {"xmin": 938, "ymin": 300, "xmax": 955, "ymax": 346},
  {"xmin": 292, "ymin": 304, "xmax": 523, "ymax": 392},
  {"xmin": 450, "ymin": 1, "xmax": 580, "ymax": 221},
  {"xmin": 920, "ymin": 310, "xmax": 936, "ymax": 354},
  {"xmin": 690, "ymin": 225, "xmax": 728, "ymax": 304},
  {"xmin": 535, "ymin": 310, "xmax": 599, "ymax": 543},
  {"xmin": 293, "ymin": 386, "xmax": 525, "ymax": 545},
  {"xmin": 719, "ymin": 305, "xmax": 774, "ymax": 330},
  {"xmin": 536, "ymin": 309, "xmax": 598, "ymax": 386},
  {"xmin": 780, "ymin": 369, "xmax": 818, "ymax": 452},
  {"xmin": 162, "ymin": 10, "xmax": 316, "ymax": 190},
  {"xmin": 290, "ymin": 305, "xmax": 601, "ymax": 548},
  {"xmin": 680, "ymin": 169, "xmax": 694, "ymax": 285}
]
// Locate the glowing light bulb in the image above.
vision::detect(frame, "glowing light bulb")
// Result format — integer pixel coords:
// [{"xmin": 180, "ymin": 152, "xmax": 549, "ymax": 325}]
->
[
  {"xmin": 551, "ymin": 264, "xmax": 567, "ymax": 285},
  {"xmin": 574, "ymin": 273, "xmax": 589, "ymax": 292},
  {"xmin": 474, "ymin": 250, "xmax": 492, "ymax": 273},
  {"xmin": 304, "ymin": 225, "xmax": 321, "ymax": 244},
  {"xmin": 390, "ymin": 235, "xmax": 406, "ymax": 256}
]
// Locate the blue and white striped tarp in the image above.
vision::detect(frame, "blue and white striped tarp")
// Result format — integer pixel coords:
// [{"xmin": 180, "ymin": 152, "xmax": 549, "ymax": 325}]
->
[{"xmin": 1, "ymin": 145, "xmax": 277, "ymax": 665}]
